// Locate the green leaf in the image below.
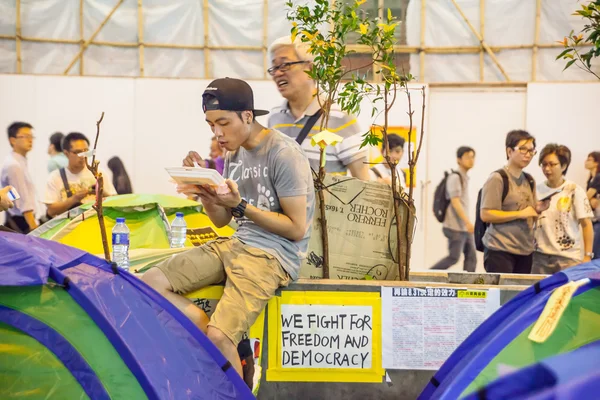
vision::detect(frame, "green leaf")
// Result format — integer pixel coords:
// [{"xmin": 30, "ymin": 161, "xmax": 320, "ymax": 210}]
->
[
  {"xmin": 387, "ymin": 8, "xmax": 392, "ymax": 22},
  {"xmin": 556, "ymin": 48, "xmax": 573, "ymax": 60},
  {"xmin": 563, "ymin": 58, "xmax": 577, "ymax": 71}
]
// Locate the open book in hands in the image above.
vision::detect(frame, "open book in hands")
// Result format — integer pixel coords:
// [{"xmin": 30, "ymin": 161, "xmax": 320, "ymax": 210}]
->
[{"xmin": 166, "ymin": 167, "xmax": 230, "ymax": 195}]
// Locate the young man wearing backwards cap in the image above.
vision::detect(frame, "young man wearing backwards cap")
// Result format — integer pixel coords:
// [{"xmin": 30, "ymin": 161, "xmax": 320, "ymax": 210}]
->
[{"xmin": 143, "ymin": 78, "xmax": 315, "ymax": 378}]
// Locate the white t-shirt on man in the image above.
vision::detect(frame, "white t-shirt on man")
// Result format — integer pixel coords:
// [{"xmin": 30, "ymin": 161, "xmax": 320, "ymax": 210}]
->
[
  {"xmin": 44, "ymin": 167, "xmax": 117, "ymax": 205},
  {"xmin": 535, "ymin": 180, "xmax": 593, "ymax": 261}
]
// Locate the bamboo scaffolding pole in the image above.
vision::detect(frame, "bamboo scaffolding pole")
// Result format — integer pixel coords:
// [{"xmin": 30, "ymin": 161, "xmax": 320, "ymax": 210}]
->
[
  {"xmin": 138, "ymin": 0, "xmax": 144, "ymax": 77},
  {"xmin": 449, "ymin": 0, "xmax": 510, "ymax": 81},
  {"xmin": 16, "ymin": 0, "xmax": 21, "ymax": 73},
  {"xmin": 532, "ymin": 0, "xmax": 542, "ymax": 81},
  {"xmin": 479, "ymin": 0, "xmax": 485, "ymax": 81},
  {"xmin": 0, "ymin": 34, "xmax": 589, "ymax": 54},
  {"xmin": 79, "ymin": 0, "xmax": 84, "ymax": 75},
  {"xmin": 203, "ymin": 0, "xmax": 210, "ymax": 78},
  {"xmin": 64, "ymin": 0, "xmax": 125, "ymax": 75},
  {"xmin": 420, "ymin": 0, "xmax": 426, "ymax": 82},
  {"xmin": 263, "ymin": 0, "xmax": 268, "ymax": 79}
]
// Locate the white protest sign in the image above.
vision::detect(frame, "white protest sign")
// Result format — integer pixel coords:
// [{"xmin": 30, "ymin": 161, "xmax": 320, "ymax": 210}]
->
[
  {"xmin": 280, "ymin": 305, "xmax": 373, "ymax": 369},
  {"xmin": 381, "ymin": 286, "xmax": 501, "ymax": 370}
]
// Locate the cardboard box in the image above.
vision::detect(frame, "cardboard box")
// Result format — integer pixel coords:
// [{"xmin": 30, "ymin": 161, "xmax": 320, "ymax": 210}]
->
[{"xmin": 300, "ymin": 174, "xmax": 415, "ymax": 281}]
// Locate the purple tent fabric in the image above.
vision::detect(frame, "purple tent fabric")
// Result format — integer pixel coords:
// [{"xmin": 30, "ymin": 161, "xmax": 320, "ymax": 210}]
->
[
  {"xmin": 462, "ymin": 341, "xmax": 600, "ymax": 400},
  {"xmin": 0, "ymin": 232, "xmax": 255, "ymax": 399},
  {"xmin": 0, "ymin": 231, "xmax": 87, "ymax": 286}
]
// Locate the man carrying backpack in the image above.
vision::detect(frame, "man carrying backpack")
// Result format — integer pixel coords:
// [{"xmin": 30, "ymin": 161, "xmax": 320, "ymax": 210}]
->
[
  {"xmin": 478, "ymin": 130, "xmax": 549, "ymax": 274},
  {"xmin": 431, "ymin": 146, "xmax": 477, "ymax": 272}
]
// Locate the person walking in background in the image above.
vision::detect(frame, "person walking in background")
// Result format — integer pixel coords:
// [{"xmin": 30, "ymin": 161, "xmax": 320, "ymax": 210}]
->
[
  {"xmin": 532, "ymin": 144, "xmax": 594, "ymax": 274},
  {"xmin": 369, "ymin": 134, "xmax": 407, "ymax": 190},
  {"xmin": 267, "ymin": 36, "xmax": 370, "ymax": 180},
  {"xmin": 584, "ymin": 151, "xmax": 600, "ymax": 259},
  {"xmin": 108, "ymin": 156, "xmax": 133, "ymax": 195},
  {"xmin": 479, "ymin": 130, "xmax": 549, "ymax": 274},
  {"xmin": 47, "ymin": 132, "xmax": 68, "ymax": 173},
  {"xmin": 1, "ymin": 122, "xmax": 38, "ymax": 233},
  {"xmin": 431, "ymin": 146, "xmax": 477, "ymax": 272}
]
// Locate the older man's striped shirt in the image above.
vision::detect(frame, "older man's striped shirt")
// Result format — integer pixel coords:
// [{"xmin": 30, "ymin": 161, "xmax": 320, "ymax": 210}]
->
[{"xmin": 268, "ymin": 98, "xmax": 367, "ymax": 175}]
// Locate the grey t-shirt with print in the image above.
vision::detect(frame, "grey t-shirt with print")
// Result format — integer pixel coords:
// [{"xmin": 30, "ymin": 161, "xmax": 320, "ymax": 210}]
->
[
  {"xmin": 443, "ymin": 170, "xmax": 469, "ymax": 232},
  {"xmin": 481, "ymin": 170, "xmax": 536, "ymax": 255},
  {"xmin": 223, "ymin": 129, "xmax": 315, "ymax": 280}
]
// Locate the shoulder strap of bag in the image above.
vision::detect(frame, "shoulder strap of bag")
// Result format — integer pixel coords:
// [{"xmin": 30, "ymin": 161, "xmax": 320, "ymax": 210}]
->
[
  {"xmin": 296, "ymin": 108, "xmax": 324, "ymax": 145},
  {"xmin": 59, "ymin": 168, "xmax": 73, "ymax": 198},
  {"xmin": 496, "ymin": 169, "xmax": 510, "ymax": 202}
]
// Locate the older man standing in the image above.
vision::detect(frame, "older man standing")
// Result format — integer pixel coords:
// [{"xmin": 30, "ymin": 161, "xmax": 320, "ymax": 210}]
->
[{"xmin": 267, "ymin": 36, "xmax": 370, "ymax": 180}]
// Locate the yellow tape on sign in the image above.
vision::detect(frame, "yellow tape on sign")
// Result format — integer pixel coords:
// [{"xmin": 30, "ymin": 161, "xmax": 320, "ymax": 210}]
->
[
  {"xmin": 457, "ymin": 290, "xmax": 488, "ymax": 299},
  {"xmin": 266, "ymin": 291, "xmax": 384, "ymax": 383}
]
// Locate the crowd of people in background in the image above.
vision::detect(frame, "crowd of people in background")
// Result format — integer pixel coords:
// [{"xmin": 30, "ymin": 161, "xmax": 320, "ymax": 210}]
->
[
  {"xmin": 0, "ymin": 125, "xmax": 128, "ymax": 233},
  {"xmin": 1, "ymin": 35, "xmax": 598, "ymax": 275},
  {"xmin": 432, "ymin": 130, "xmax": 599, "ymax": 274}
]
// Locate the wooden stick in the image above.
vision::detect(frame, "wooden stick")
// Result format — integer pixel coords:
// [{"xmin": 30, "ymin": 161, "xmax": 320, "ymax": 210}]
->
[
  {"xmin": 449, "ymin": 0, "xmax": 510, "ymax": 81},
  {"xmin": 479, "ymin": 0, "xmax": 485, "ymax": 81},
  {"xmin": 16, "ymin": 0, "xmax": 21, "ymax": 73},
  {"xmin": 80, "ymin": 0, "xmax": 84, "ymax": 75},
  {"xmin": 419, "ymin": 0, "xmax": 426, "ymax": 82},
  {"xmin": 263, "ymin": 0, "xmax": 268, "ymax": 79},
  {"xmin": 64, "ymin": 0, "xmax": 125, "ymax": 75},
  {"xmin": 138, "ymin": 0, "xmax": 144, "ymax": 77},
  {"xmin": 85, "ymin": 112, "xmax": 111, "ymax": 262},
  {"xmin": 203, "ymin": 0, "xmax": 210, "ymax": 78},
  {"xmin": 532, "ymin": 0, "xmax": 542, "ymax": 81}
]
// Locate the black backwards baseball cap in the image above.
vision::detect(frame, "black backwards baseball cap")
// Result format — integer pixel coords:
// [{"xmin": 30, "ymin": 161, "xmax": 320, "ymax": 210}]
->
[{"xmin": 202, "ymin": 78, "xmax": 269, "ymax": 117}]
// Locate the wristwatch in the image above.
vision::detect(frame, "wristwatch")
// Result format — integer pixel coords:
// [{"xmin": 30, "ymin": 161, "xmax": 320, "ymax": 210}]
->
[
  {"xmin": 585, "ymin": 252, "xmax": 595, "ymax": 259},
  {"xmin": 231, "ymin": 199, "xmax": 248, "ymax": 218}
]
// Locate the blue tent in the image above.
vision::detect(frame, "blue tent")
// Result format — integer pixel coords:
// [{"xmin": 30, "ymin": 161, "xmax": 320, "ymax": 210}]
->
[
  {"xmin": 462, "ymin": 340, "xmax": 600, "ymax": 399},
  {"xmin": 419, "ymin": 260, "xmax": 600, "ymax": 400},
  {"xmin": 0, "ymin": 231, "xmax": 254, "ymax": 399}
]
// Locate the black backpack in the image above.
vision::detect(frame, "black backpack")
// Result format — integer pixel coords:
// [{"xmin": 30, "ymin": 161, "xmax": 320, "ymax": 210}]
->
[
  {"xmin": 474, "ymin": 169, "xmax": 535, "ymax": 252},
  {"xmin": 433, "ymin": 170, "xmax": 462, "ymax": 223}
]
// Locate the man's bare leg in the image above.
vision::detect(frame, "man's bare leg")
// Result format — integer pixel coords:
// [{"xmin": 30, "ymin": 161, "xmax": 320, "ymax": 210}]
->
[
  {"xmin": 207, "ymin": 326, "xmax": 243, "ymax": 377},
  {"xmin": 142, "ymin": 268, "xmax": 209, "ymax": 333}
]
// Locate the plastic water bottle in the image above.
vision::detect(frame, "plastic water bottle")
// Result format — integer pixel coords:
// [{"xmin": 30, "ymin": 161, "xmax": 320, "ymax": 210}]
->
[
  {"xmin": 170, "ymin": 212, "xmax": 187, "ymax": 248},
  {"xmin": 112, "ymin": 217, "xmax": 130, "ymax": 270}
]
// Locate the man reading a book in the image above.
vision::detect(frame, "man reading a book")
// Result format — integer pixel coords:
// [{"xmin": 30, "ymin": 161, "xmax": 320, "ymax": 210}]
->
[{"xmin": 143, "ymin": 77, "xmax": 315, "ymax": 379}]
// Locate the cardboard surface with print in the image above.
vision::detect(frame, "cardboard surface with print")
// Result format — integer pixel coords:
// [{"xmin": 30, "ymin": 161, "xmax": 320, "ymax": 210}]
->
[{"xmin": 299, "ymin": 174, "xmax": 414, "ymax": 280}]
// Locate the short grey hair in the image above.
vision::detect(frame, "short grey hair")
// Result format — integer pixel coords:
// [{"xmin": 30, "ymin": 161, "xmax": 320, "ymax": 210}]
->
[{"xmin": 268, "ymin": 35, "xmax": 315, "ymax": 64}]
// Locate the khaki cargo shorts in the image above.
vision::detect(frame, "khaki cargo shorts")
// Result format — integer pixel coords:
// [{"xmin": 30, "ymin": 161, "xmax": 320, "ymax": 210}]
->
[{"xmin": 156, "ymin": 237, "xmax": 290, "ymax": 345}]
